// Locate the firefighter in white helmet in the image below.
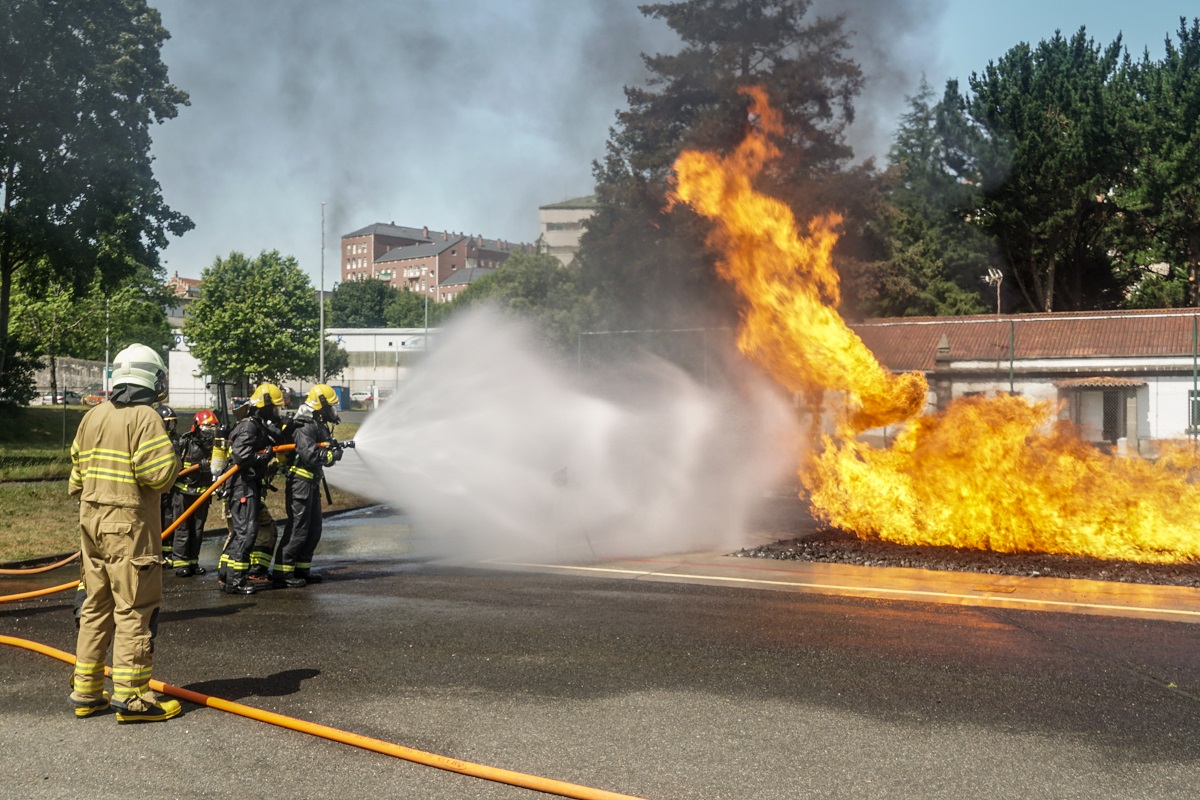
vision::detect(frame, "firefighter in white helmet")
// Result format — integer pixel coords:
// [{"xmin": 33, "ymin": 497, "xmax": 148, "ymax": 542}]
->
[
  {"xmin": 68, "ymin": 343, "xmax": 182, "ymax": 722},
  {"xmin": 217, "ymin": 383, "xmax": 284, "ymax": 595},
  {"xmin": 271, "ymin": 384, "xmax": 343, "ymax": 587}
]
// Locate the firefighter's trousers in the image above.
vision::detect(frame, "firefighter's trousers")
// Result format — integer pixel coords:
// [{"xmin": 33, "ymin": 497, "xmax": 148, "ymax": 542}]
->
[
  {"xmin": 219, "ymin": 477, "xmax": 263, "ymax": 586},
  {"xmin": 170, "ymin": 491, "xmax": 210, "ymax": 568},
  {"xmin": 275, "ymin": 475, "xmax": 322, "ymax": 577},
  {"xmin": 74, "ymin": 500, "xmax": 162, "ymax": 706}
]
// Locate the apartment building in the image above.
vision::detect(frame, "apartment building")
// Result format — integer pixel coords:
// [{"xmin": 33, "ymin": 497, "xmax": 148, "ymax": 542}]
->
[
  {"xmin": 341, "ymin": 222, "xmax": 530, "ymax": 302},
  {"xmin": 537, "ymin": 195, "xmax": 596, "ymax": 265}
]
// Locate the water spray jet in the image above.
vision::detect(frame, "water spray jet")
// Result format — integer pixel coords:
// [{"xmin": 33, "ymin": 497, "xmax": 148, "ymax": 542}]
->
[{"xmin": 327, "ymin": 308, "xmax": 800, "ymax": 563}]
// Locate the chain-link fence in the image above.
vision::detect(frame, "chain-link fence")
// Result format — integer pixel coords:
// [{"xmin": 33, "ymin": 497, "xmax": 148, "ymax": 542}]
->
[{"xmin": 575, "ymin": 327, "xmax": 744, "ymax": 391}]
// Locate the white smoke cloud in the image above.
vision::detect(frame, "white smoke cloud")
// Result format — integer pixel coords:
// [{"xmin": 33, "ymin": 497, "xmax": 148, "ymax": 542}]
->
[{"xmin": 327, "ymin": 309, "xmax": 800, "ymax": 562}]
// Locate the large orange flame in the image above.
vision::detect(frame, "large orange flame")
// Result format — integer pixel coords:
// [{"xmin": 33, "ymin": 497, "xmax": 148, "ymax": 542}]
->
[{"xmin": 670, "ymin": 86, "xmax": 1200, "ymax": 564}]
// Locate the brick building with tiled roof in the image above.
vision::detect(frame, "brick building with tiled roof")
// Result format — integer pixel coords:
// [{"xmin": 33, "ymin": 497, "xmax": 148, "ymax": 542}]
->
[
  {"xmin": 851, "ymin": 309, "xmax": 1200, "ymax": 455},
  {"xmin": 340, "ymin": 222, "xmax": 531, "ymax": 303}
]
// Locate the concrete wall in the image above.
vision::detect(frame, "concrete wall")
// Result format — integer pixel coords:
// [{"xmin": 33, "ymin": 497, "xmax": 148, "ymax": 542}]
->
[{"xmin": 32, "ymin": 357, "xmax": 105, "ymax": 395}]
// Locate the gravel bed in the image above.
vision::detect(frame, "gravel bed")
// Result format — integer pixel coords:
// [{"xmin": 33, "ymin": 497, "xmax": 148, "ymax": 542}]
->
[{"xmin": 741, "ymin": 496, "xmax": 1200, "ymax": 589}]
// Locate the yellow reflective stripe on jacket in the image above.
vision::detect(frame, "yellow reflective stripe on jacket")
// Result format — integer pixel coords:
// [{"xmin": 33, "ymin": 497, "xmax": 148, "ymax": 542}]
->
[
  {"xmin": 73, "ymin": 446, "xmax": 137, "ymax": 485},
  {"xmin": 134, "ymin": 433, "xmax": 172, "ymax": 458},
  {"xmin": 288, "ymin": 465, "xmax": 315, "ymax": 480},
  {"xmin": 81, "ymin": 467, "xmax": 140, "ymax": 485}
]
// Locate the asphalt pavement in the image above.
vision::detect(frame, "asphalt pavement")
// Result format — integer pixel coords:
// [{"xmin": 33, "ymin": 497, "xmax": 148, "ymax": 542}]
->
[{"xmin": 4, "ymin": 505, "xmax": 1200, "ymax": 800}]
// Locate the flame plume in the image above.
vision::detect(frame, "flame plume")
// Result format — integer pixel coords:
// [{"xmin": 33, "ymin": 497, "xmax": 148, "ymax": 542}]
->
[{"xmin": 670, "ymin": 86, "xmax": 1200, "ymax": 565}]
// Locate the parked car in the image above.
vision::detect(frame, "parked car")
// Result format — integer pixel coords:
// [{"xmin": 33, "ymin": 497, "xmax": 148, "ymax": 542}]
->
[
  {"xmin": 40, "ymin": 391, "xmax": 82, "ymax": 405},
  {"xmin": 350, "ymin": 390, "xmax": 373, "ymax": 404},
  {"xmin": 82, "ymin": 389, "xmax": 112, "ymax": 406}
]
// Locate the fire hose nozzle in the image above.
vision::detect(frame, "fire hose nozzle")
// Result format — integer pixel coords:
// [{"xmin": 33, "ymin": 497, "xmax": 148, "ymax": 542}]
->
[{"xmin": 340, "ymin": 439, "xmax": 356, "ymax": 449}]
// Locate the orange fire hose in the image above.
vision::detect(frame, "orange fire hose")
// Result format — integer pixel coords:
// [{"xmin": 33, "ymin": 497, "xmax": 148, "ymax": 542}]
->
[
  {"xmin": 0, "ymin": 551, "xmax": 79, "ymax": 576},
  {"xmin": 0, "ymin": 634, "xmax": 647, "ymax": 800},
  {"xmin": 0, "ymin": 444, "xmax": 297, "ymax": 600}
]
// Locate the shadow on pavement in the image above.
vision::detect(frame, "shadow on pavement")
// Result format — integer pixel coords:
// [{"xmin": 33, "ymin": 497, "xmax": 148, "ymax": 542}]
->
[{"xmin": 183, "ymin": 668, "xmax": 321, "ymax": 701}]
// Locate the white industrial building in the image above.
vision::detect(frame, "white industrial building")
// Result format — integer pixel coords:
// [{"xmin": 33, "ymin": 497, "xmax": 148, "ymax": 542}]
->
[{"xmin": 166, "ymin": 327, "xmax": 438, "ymax": 411}]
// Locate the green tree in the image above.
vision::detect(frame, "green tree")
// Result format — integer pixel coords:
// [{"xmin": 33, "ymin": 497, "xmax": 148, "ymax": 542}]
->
[
  {"xmin": 941, "ymin": 28, "xmax": 1136, "ymax": 312},
  {"xmin": 327, "ymin": 278, "xmax": 399, "ymax": 327},
  {"xmin": 1121, "ymin": 17, "xmax": 1200, "ymax": 306},
  {"xmin": 11, "ymin": 268, "xmax": 171, "ymax": 397},
  {"xmin": 0, "ymin": 0, "xmax": 192, "ymax": 393},
  {"xmin": 578, "ymin": 0, "xmax": 869, "ymax": 331},
  {"xmin": 383, "ymin": 289, "xmax": 432, "ymax": 328},
  {"xmin": 320, "ymin": 338, "xmax": 350, "ymax": 382},
  {"xmin": 0, "ymin": 336, "xmax": 39, "ymax": 406},
  {"xmin": 444, "ymin": 252, "xmax": 595, "ymax": 355},
  {"xmin": 873, "ymin": 78, "xmax": 991, "ymax": 317},
  {"xmin": 182, "ymin": 251, "xmax": 321, "ymax": 383}
]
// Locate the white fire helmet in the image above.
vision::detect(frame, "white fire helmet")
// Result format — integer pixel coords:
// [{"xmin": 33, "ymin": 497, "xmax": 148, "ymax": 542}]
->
[{"xmin": 111, "ymin": 343, "xmax": 168, "ymax": 402}]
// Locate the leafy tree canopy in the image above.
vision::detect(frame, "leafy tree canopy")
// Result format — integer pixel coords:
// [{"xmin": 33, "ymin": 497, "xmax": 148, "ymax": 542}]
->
[
  {"xmin": 327, "ymin": 278, "xmax": 399, "ymax": 327},
  {"xmin": 939, "ymin": 28, "xmax": 1135, "ymax": 312},
  {"xmin": 871, "ymin": 78, "xmax": 991, "ymax": 317},
  {"xmin": 1118, "ymin": 17, "xmax": 1200, "ymax": 305},
  {"xmin": 182, "ymin": 250, "xmax": 322, "ymax": 383},
  {"xmin": 0, "ymin": 0, "xmax": 192, "ymax": 388},
  {"xmin": 579, "ymin": 0, "xmax": 873, "ymax": 331},
  {"xmin": 11, "ymin": 264, "xmax": 172, "ymax": 395},
  {"xmin": 384, "ymin": 288, "xmax": 434, "ymax": 329},
  {"xmin": 443, "ymin": 252, "xmax": 595, "ymax": 355}
]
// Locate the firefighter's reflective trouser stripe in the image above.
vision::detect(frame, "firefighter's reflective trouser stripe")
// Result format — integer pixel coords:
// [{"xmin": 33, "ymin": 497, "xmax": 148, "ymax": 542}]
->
[
  {"xmin": 275, "ymin": 472, "xmax": 322, "ymax": 577},
  {"xmin": 170, "ymin": 489, "xmax": 209, "ymax": 568},
  {"xmin": 74, "ymin": 501, "xmax": 162, "ymax": 705}
]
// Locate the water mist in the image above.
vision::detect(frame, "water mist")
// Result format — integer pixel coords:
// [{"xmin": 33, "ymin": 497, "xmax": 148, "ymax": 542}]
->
[{"xmin": 327, "ymin": 309, "xmax": 800, "ymax": 562}]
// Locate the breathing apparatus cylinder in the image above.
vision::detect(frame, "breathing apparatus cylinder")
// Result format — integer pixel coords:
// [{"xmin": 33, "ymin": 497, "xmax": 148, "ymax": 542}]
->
[{"xmin": 210, "ymin": 435, "xmax": 230, "ymax": 476}]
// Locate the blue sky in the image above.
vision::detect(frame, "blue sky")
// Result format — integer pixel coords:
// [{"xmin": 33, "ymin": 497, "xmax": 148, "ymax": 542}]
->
[{"xmin": 148, "ymin": 1, "xmax": 1195, "ymax": 287}]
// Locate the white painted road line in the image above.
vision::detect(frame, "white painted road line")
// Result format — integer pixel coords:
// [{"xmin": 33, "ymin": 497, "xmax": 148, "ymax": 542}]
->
[{"xmin": 497, "ymin": 561, "xmax": 1200, "ymax": 622}]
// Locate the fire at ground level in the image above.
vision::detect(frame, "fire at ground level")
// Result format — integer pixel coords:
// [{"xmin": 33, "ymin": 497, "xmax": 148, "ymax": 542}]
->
[{"xmin": 742, "ymin": 495, "xmax": 1200, "ymax": 589}]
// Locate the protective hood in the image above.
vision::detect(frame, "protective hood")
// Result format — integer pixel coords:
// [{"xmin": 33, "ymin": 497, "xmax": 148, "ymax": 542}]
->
[{"xmin": 111, "ymin": 383, "xmax": 159, "ymax": 407}]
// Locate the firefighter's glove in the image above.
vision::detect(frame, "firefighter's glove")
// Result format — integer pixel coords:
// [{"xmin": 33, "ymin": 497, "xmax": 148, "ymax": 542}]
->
[
  {"xmin": 332, "ymin": 447, "xmax": 344, "ymax": 463},
  {"xmin": 251, "ymin": 451, "xmax": 273, "ymax": 476}
]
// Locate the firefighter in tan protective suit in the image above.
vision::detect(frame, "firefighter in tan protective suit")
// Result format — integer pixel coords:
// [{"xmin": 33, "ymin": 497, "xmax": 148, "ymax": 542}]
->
[{"xmin": 68, "ymin": 343, "xmax": 181, "ymax": 723}]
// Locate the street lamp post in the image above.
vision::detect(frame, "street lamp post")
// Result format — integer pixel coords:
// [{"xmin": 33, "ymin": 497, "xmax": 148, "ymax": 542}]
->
[{"xmin": 984, "ymin": 268, "xmax": 1003, "ymax": 315}]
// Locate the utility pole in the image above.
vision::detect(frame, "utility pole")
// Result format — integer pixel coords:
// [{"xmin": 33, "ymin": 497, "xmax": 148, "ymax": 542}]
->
[{"xmin": 319, "ymin": 201, "xmax": 326, "ymax": 384}]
